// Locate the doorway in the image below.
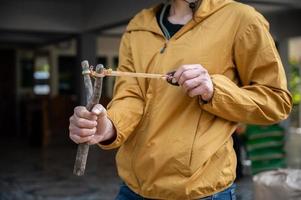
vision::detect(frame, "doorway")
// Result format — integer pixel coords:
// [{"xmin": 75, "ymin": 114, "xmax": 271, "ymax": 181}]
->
[{"xmin": 0, "ymin": 49, "xmax": 16, "ymax": 137}]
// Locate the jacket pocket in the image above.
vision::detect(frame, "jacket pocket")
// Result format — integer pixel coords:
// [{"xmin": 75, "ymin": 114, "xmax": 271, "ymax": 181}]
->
[{"xmin": 172, "ymin": 110, "xmax": 204, "ymax": 177}]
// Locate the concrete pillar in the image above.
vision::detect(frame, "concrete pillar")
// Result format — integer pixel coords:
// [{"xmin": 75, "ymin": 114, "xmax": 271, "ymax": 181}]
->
[
  {"xmin": 49, "ymin": 46, "xmax": 59, "ymax": 97},
  {"xmin": 278, "ymin": 39, "xmax": 290, "ymax": 81},
  {"xmin": 76, "ymin": 33, "xmax": 97, "ymax": 104},
  {"xmin": 278, "ymin": 39, "xmax": 291, "ymax": 132}
]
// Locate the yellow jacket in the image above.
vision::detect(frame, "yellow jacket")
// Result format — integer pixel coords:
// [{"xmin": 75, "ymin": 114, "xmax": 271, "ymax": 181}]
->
[{"xmin": 99, "ymin": 0, "xmax": 292, "ymax": 199}]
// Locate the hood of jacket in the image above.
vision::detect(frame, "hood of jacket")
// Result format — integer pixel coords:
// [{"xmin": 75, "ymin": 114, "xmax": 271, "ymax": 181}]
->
[{"xmin": 126, "ymin": 0, "xmax": 233, "ymax": 33}]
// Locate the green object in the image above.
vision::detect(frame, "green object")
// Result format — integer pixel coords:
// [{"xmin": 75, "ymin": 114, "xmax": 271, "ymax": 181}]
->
[
  {"xmin": 289, "ymin": 59, "xmax": 301, "ymax": 105},
  {"xmin": 245, "ymin": 124, "xmax": 284, "ymax": 139},
  {"xmin": 251, "ymin": 159, "xmax": 286, "ymax": 174},
  {"xmin": 245, "ymin": 124, "xmax": 286, "ymax": 174},
  {"xmin": 248, "ymin": 148, "xmax": 285, "ymax": 161},
  {"xmin": 246, "ymin": 136, "xmax": 284, "ymax": 151}
]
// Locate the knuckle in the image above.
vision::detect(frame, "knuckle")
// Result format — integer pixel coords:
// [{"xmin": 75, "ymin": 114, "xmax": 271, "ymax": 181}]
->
[
  {"xmin": 95, "ymin": 104, "xmax": 103, "ymax": 110},
  {"xmin": 79, "ymin": 118, "xmax": 92, "ymax": 128},
  {"xmin": 178, "ymin": 78, "xmax": 183, "ymax": 85},
  {"xmin": 89, "ymin": 128, "xmax": 96, "ymax": 136},
  {"xmin": 182, "ymin": 65, "xmax": 189, "ymax": 71},
  {"xmin": 204, "ymin": 86, "xmax": 210, "ymax": 92},
  {"xmin": 80, "ymin": 138, "xmax": 86, "ymax": 144},
  {"xmin": 69, "ymin": 125, "xmax": 73, "ymax": 132},
  {"xmin": 75, "ymin": 106, "xmax": 85, "ymax": 114},
  {"xmin": 92, "ymin": 104, "xmax": 100, "ymax": 111},
  {"xmin": 79, "ymin": 135, "xmax": 88, "ymax": 142},
  {"xmin": 69, "ymin": 135, "xmax": 78, "ymax": 144},
  {"xmin": 77, "ymin": 118, "xmax": 84, "ymax": 126},
  {"xmin": 197, "ymin": 64, "xmax": 205, "ymax": 69},
  {"xmin": 86, "ymin": 136, "xmax": 93, "ymax": 143},
  {"xmin": 73, "ymin": 129, "xmax": 80, "ymax": 136},
  {"xmin": 75, "ymin": 138, "xmax": 82, "ymax": 144},
  {"xmin": 204, "ymin": 82, "xmax": 211, "ymax": 90},
  {"xmin": 194, "ymin": 78, "xmax": 201, "ymax": 86},
  {"xmin": 74, "ymin": 106, "xmax": 80, "ymax": 113},
  {"xmin": 69, "ymin": 124, "xmax": 77, "ymax": 133},
  {"xmin": 78, "ymin": 129, "xmax": 86, "ymax": 137},
  {"xmin": 182, "ymin": 72, "xmax": 189, "ymax": 79},
  {"xmin": 183, "ymin": 81, "xmax": 190, "ymax": 89},
  {"xmin": 69, "ymin": 116, "xmax": 73, "ymax": 122},
  {"xmin": 200, "ymin": 78, "xmax": 207, "ymax": 84}
]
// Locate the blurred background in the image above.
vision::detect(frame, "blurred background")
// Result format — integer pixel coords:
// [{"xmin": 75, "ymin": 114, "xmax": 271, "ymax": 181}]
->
[{"xmin": 0, "ymin": 0, "xmax": 301, "ymax": 199}]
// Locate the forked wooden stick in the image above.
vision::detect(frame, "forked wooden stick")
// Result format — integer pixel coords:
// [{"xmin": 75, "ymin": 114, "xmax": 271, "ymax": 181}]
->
[{"xmin": 73, "ymin": 61, "xmax": 104, "ymax": 176}]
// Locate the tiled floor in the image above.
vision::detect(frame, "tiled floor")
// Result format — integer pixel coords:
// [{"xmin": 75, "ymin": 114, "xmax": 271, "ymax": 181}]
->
[{"xmin": 0, "ymin": 140, "xmax": 253, "ymax": 200}]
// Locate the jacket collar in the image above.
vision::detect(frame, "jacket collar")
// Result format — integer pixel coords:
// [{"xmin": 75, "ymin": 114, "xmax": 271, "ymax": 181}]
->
[{"xmin": 126, "ymin": 0, "xmax": 234, "ymax": 37}]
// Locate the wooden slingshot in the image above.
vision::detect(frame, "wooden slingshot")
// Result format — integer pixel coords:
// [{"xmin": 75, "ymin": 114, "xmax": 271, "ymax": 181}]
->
[
  {"xmin": 73, "ymin": 60, "xmax": 180, "ymax": 176},
  {"xmin": 73, "ymin": 60, "xmax": 104, "ymax": 176}
]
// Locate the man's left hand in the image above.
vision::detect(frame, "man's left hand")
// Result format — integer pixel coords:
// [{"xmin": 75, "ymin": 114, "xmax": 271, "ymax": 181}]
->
[{"xmin": 173, "ymin": 64, "xmax": 214, "ymax": 101}]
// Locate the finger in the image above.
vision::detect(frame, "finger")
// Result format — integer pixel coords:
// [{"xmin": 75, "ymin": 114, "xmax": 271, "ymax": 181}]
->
[
  {"xmin": 70, "ymin": 134, "xmax": 94, "ymax": 144},
  {"xmin": 71, "ymin": 114, "xmax": 97, "ymax": 129},
  {"xmin": 200, "ymin": 83, "xmax": 214, "ymax": 101},
  {"xmin": 178, "ymin": 68, "xmax": 203, "ymax": 85},
  {"xmin": 74, "ymin": 106, "xmax": 97, "ymax": 120},
  {"xmin": 188, "ymin": 83, "xmax": 213, "ymax": 99},
  {"xmin": 77, "ymin": 127, "xmax": 97, "ymax": 137},
  {"xmin": 88, "ymin": 134, "xmax": 106, "ymax": 145},
  {"xmin": 91, "ymin": 104, "xmax": 107, "ymax": 117},
  {"xmin": 173, "ymin": 65, "xmax": 194, "ymax": 81},
  {"xmin": 70, "ymin": 124, "xmax": 97, "ymax": 137},
  {"xmin": 187, "ymin": 85, "xmax": 206, "ymax": 98},
  {"xmin": 182, "ymin": 76, "xmax": 203, "ymax": 92}
]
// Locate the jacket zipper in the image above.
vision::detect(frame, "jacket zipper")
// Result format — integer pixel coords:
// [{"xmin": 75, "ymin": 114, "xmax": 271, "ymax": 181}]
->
[
  {"xmin": 160, "ymin": 41, "xmax": 168, "ymax": 54},
  {"xmin": 133, "ymin": 4, "xmax": 171, "ymax": 188},
  {"xmin": 130, "ymin": 3, "xmax": 171, "ymax": 192},
  {"xmin": 159, "ymin": 3, "xmax": 171, "ymax": 54}
]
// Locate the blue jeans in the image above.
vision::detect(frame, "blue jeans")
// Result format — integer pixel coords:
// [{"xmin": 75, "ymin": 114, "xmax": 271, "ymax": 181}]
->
[{"xmin": 115, "ymin": 183, "xmax": 236, "ymax": 200}]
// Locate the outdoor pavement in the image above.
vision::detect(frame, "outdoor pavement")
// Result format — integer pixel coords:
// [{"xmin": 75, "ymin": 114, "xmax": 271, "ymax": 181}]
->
[{"xmin": 0, "ymin": 139, "xmax": 253, "ymax": 200}]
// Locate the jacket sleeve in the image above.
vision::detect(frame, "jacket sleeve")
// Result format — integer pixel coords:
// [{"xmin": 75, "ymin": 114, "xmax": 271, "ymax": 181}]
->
[
  {"xmin": 201, "ymin": 14, "xmax": 292, "ymax": 125},
  {"xmin": 98, "ymin": 32, "xmax": 145, "ymax": 149}
]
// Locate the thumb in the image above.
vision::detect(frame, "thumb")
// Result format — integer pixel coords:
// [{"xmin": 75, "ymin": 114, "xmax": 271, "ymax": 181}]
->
[{"xmin": 91, "ymin": 104, "xmax": 106, "ymax": 117}]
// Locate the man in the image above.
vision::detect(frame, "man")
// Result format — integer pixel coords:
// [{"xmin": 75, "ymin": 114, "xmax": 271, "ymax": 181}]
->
[{"xmin": 69, "ymin": 0, "xmax": 292, "ymax": 199}]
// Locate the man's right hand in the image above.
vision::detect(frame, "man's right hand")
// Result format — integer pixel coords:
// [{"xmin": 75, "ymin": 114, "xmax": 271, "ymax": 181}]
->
[{"xmin": 69, "ymin": 104, "xmax": 116, "ymax": 145}]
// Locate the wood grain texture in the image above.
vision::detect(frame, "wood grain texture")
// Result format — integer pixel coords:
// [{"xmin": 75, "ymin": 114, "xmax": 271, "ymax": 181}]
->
[{"xmin": 73, "ymin": 61, "xmax": 104, "ymax": 176}]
